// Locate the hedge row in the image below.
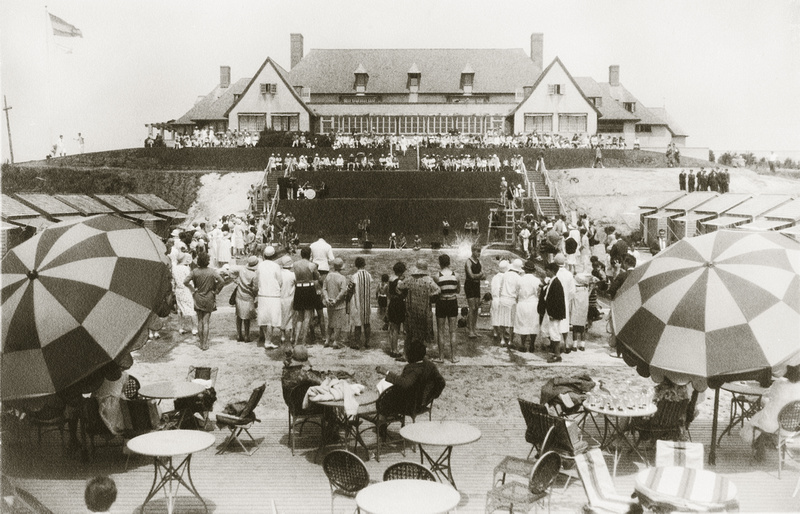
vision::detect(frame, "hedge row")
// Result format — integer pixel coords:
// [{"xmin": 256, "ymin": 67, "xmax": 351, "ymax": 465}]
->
[
  {"xmin": 293, "ymin": 171, "xmax": 524, "ymax": 199},
  {"xmin": 1, "ymin": 165, "xmax": 203, "ymax": 213},
  {"xmin": 282, "ymin": 198, "xmax": 498, "ymax": 246},
  {"xmin": 28, "ymin": 147, "xmax": 710, "ymax": 172}
]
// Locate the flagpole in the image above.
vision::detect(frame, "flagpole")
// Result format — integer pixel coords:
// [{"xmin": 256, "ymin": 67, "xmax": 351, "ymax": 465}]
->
[
  {"xmin": 3, "ymin": 96, "xmax": 14, "ymax": 164},
  {"xmin": 44, "ymin": 5, "xmax": 53, "ymax": 155}
]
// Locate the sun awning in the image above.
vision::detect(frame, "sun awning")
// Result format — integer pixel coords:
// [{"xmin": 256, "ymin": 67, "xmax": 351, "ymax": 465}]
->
[
  {"xmin": 644, "ymin": 210, "xmax": 681, "ymax": 220},
  {"xmin": 701, "ymin": 216, "xmax": 749, "ymax": 228},
  {"xmin": 123, "ymin": 212, "xmax": 162, "ymax": 222},
  {"xmin": 737, "ymin": 219, "xmax": 793, "ymax": 231},
  {"xmin": 671, "ymin": 213, "xmax": 713, "ymax": 223},
  {"xmin": 155, "ymin": 210, "xmax": 187, "ymax": 220},
  {"xmin": 8, "ymin": 217, "xmax": 56, "ymax": 230}
]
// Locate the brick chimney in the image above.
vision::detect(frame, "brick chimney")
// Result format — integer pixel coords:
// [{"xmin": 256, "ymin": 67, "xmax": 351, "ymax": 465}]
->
[
  {"xmin": 609, "ymin": 65, "xmax": 620, "ymax": 86},
  {"xmin": 290, "ymin": 33, "xmax": 304, "ymax": 69},
  {"xmin": 530, "ymin": 33, "xmax": 543, "ymax": 77},
  {"xmin": 220, "ymin": 66, "xmax": 231, "ymax": 89}
]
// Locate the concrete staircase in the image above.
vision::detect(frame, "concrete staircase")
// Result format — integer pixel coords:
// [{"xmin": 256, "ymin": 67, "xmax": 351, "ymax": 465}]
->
[{"xmin": 526, "ymin": 167, "xmax": 562, "ymax": 218}]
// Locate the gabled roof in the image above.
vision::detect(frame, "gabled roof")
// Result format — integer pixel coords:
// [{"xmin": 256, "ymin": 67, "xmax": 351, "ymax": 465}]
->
[
  {"xmin": 510, "ymin": 57, "xmax": 602, "ymax": 116},
  {"xmin": 174, "ymin": 77, "xmax": 250, "ymax": 124},
  {"xmin": 287, "ymin": 48, "xmax": 540, "ymax": 94},
  {"xmin": 649, "ymin": 107, "xmax": 688, "ymax": 137},
  {"xmin": 574, "ymin": 77, "xmax": 640, "ymax": 122},
  {"xmin": 226, "ymin": 57, "xmax": 314, "ymax": 117},
  {"xmin": 603, "ymin": 82, "xmax": 666, "ymax": 126}
]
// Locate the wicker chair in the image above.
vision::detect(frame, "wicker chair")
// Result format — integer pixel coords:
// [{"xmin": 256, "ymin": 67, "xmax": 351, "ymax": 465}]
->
[
  {"xmin": 485, "ymin": 451, "xmax": 561, "ymax": 514},
  {"xmin": 322, "ymin": 450, "xmax": 370, "ymax": 514},
  {"xmin": 754, "ymin": 400, "xmax": 800, "ymax": 479},
  {"xmin": 630, "ymin": 398, "xmax": 691, "ymax": 447},
  {"xmin": 26, "ymin": 403, "xmax": 68, "ymax": 450},
  {"xmin": 215, "ymin": 383, "xmax": 265, "ymax": 456},
  {"xmin": 122, "ymin": 375, "xmax": 141, "ymax": 400},
  {"xmin": 359, "ymin": 386, "xmax": 407, "ymax": 462},
  {"xmin": 286, "ymin": 381, "xmax": 324, "ymax": 456},
  {"xmin": 383, "ymin": 461, "xmax": 436, "ymax": 481}
]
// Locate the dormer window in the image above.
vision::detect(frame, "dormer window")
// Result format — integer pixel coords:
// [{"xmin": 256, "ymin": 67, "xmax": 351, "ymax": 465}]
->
[
  {"xmin": 407, "ymin": 63, "xmax": 421, "ymax": 91},
  {"xmin": 461, "ymin": 64, "xmax": 474, "ymax": 95},
  {"xmin": 589, "ymin": 96, "xmax": 602, "ymax": 107},
  {"xmin": 624, "ymin": 102, "xmax": 636, "ymax": 113},
  {"xmin": 354, "ymin": 63, "xmax": 368, "ymax": 95}
]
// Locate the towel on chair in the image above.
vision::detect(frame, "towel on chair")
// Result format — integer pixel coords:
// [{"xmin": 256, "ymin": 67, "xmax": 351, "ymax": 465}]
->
[{"xmin": 303, "ymin": 378, "xmax": 365, "ymax": 417}]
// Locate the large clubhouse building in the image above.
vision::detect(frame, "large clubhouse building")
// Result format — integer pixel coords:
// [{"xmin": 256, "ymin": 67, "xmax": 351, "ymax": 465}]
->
[{"xmin": 154, "ymin": 34, "xmax": 687, "ymax": 150}]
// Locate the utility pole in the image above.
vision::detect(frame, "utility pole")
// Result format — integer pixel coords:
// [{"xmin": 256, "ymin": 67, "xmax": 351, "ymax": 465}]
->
[{"xmin": 3, "ymin": 96, "xmax": 13, "ymax": 164}]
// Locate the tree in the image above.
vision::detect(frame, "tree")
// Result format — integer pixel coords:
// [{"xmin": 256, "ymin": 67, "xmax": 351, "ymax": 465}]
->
[{"xmin": 718, "ymin": 152, "xmax": 733, "ymax": 166}]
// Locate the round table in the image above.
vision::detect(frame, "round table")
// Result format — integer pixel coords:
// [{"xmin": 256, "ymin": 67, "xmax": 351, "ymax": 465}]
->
[
  {"xmin": 634, "ymin": 466, "xmax": 739, "ymax": 512},
  {"xmin": 399, "ymin": 421, "xmax": 481, "ymax": 489},
  {"xmin": 583, "ymin": 403, "xmax": 658, "ymax": 475},
  {"xmin": 139, "ymin": 381, "xmax": 206, "ymax": 429},
  {"xmin": 314, "ymin": 389, "xmax": 379, "ymax": 459},
  {"xmin": 127, "ymin": 430, "xmax": 216, "ymax": 514},
  {"xmin": 356, "ymin": 479, "xmax": 460, "ymax": 514},
  {"xmin": 718, "ymin": 381, "xmax": 768, "ymax": 444}
]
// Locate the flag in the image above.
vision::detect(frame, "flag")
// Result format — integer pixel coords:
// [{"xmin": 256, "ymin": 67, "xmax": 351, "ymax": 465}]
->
[{"xmin": 49, "ymin": 13, "xmax": 83, "ymax": 38}]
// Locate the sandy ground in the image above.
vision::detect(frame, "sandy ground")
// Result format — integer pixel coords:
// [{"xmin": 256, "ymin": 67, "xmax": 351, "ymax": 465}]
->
[{"xmin": 133, "ymin": 165, "xmax": 800, "ymax": 428}]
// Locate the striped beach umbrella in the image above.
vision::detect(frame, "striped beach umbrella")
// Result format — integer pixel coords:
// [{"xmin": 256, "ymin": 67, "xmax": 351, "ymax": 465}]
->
[
  {"xmin": 612, "ymin": 230, "xmax": 800, "ymax": 390},
  {"xmin": 1, "ymin": 215, "xmax": 171, "ymax": 401}
]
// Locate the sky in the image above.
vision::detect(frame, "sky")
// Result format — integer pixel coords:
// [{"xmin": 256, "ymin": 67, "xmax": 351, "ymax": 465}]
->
[{"xmin": 1, "ymin": 0, "xmax": 799, "ymax": 163}]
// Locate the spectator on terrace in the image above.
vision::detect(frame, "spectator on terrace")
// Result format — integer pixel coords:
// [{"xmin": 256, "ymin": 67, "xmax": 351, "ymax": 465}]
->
[
  {"xmin": 413, "ymin": 235, "xmax": 422, "ymax": 251},
  {"xmin": 389, "ymin": 232, "xmax": 397, "ymax": 249},
  {"xmin": 592, "ymin": 146, "xmax": 604, "ymax": 168},
  {"xmin": 398, "ymin": 233, "xmax": 407, "ymax": 250}
]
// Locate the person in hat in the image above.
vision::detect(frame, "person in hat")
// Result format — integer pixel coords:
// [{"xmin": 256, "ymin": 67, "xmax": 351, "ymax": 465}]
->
[
  {"xmin": 280, "ymin": 345, "xmax": 325, "ymax": 399},
  {"xmin": 183, "ymin": 252, "xmax": 225, "ymax": 351},
  {"xmin": 229, "ymin": 256, "xmax": 257, "ymax": 343},
  {"xmin": 497, "ymin": 259, "xmax": 523, "ymax": 347},
  {"xmin": 513, "ymin": 260, "xmax": 542, "ymax": 352},
  {"xmin": 490, "ymin": 260, "xmax": 510, "ymax": 343},
  {"xmin": 172, "ymin": 250, "xmax": 198, "ymax": 336},
  {"xmin": 388, "ymin": 233, "xmax": 397, "ymax": 249},
  {"xmin": 397, "ymin": 260, "xmax": 440, "ymax": 353},
  {"xmin": 322, "ymin": 258, "xmax": 349, "ymax": 349},
  {"xmin": 254, "ymin": 246, "xmax": 283, "ymax": 349},
  {"xmin": 278, "ymin": 255, "xmax": 296, "ymax": 345}
]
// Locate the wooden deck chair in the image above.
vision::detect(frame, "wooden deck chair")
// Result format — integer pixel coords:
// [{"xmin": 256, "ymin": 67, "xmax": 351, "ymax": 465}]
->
[
  {"xmin": 215, "ymin": 383, "xmax": 265, "ymax": 455},
  {"xmin": 655, "ymin": 440, "xmax": 703, "ymax": 469},
  {"xmin": 574, "ymin": 449, "xmax": 640, "ymax": 514}
]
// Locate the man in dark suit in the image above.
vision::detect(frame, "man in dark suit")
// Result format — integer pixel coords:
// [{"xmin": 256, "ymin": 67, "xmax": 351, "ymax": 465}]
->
[
  {"xmin": 649, "ymin": 229, "xmax": 668, "ymax": 255},
  {"xmin": 540, "ymin": 263, "xmax": 567, "ymax": 363},
  {"xmin": 376, "ymin": 339, "xmax": 446, "ymax": 415},
  {"xmin": 679, "ymin": 170, "xmax": 686, "ymax": 191}
]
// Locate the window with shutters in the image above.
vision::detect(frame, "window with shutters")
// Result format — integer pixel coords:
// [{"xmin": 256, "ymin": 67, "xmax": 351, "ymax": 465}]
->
[
  {"xmin": 547, "ymin": 84, "xmax": 564, "ymax": 95},
  {"xmin": 524, "ymin": 114, "xmax": 552, "ymax": 133},
  {"xmin": 260, "ymin": 83, "xmax": 277, "ymax": 95},
  {"xmin": 271, "ymin": 114, "xmax": 299, "ymax": 132},
  {"xmin": 238, "ymin": 114, "xmax": 266, "ymax": 132},
  {"xmin": 624, "ymin": 102, "xmax": 636, "ymax": 113},
  {"xmin": 558, "ymin": 114, "xmax": 587, "ymax": 133},
  {"xmin": 588, "ymin": 96, "xmax": 602, "ymax": 107},
  {"xmin": 635, "ymin": 124, "xmax": 652, "ymax": 133}
]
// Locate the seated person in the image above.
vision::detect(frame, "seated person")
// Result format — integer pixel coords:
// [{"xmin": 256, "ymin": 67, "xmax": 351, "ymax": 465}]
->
[
  {"xmin": 280, "ymin": 345, "xmax": 326, "ymax": 401},
  {"xmin": 375, "ymin": 339, "xmax": 446, "ymax": 416},
  {"xmin": 742, "ymin": 364, "xmax": 800, "ymax": 461}
]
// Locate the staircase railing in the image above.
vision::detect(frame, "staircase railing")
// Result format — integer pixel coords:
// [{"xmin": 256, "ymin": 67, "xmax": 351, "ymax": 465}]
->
[{"xmin": 541, "ymin": 169, "xmax": 566, "ymax": 217}]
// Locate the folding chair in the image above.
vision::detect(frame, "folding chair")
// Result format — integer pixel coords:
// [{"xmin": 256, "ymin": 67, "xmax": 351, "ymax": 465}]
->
[
  {"xmin": 655, "ymin": 440, "xmax": 703, "ymax": 469},
  {"xmin": 216, "ymin": 383, "xmax": 265, "ymax": 455},
  {"xmin": 574, "ymin": 449, "xmax": 640, "ymax": 514}
]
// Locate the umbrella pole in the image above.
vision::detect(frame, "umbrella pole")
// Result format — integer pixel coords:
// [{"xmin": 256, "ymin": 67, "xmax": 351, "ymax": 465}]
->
[{"xmin": 709, "ymin": 387, "xmax": 720, "ymax": 466}]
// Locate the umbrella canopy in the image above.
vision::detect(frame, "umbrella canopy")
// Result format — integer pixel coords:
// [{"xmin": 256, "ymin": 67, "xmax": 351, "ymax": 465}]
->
[
  {"xmin": 612, "ymin": 230, "xmax": 800, "ymax": 391},
  {"xmin": 1, "ymin": 215, "xmax": 171, "ymax": 401}
]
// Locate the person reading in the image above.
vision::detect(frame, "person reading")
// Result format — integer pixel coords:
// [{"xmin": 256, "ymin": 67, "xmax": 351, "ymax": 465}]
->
[{"xmin": 375, "ymin": 339, "xmax": 446, "ymax": 417}]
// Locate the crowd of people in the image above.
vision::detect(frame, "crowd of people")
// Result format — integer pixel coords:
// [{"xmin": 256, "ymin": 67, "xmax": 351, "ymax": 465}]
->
[
  {"xmin": 165, "ymin": 127, "xmax": 261, "ymax": 149},
  {"xmin": 268, "ymin": 152, "xmax": 400, "ymax": 172},
  {"xmin": 329, "ymin": 131, "xmax": 629, "ymax": 150},
  {"xmin": 678, "ymin": 167, "xmax": 732, "ymax": 193}
]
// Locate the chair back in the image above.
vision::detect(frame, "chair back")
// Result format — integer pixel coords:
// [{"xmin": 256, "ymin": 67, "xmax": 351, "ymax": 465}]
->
[
  {"xmin": 239, "ymin": 383, "xmax": 266, "ymax": 419},
  {"xmin": 529, "ymin": 451, "xmax": 561, "ymax": 495},
  {"xmin": 376, "ymin": 386, "xmax": 407, "ymax": 418},
  {"xmin": 655, "ymin": 440, "xmax": 704, "ymax": 469},
  {"xmin": 574, "ymin": 448, "xmax": 617, "ymax": 506},
  {"xmin": 188, "ymin": 366, "xmax": 218, "ymax": 388},
  {"xmin": 541, "ymin": 415, "xmax": 579, "ymax": 455},
  {"xmin": 123, "ymin": 398, "xmax": 157, "ymax": 435},
  {"xmin": 80, "ymin": 398, "xmax": 112, "ymax": 437},
  {"xmin": 519, "ymin": 399, "xmax": 550, "ymax": 449},
  {"xmin": 122, "ymin": 375, "xmax": 141, "ymax": 400},
  {"xmin": 12, "ymin": 486, "xmax": 55, "ymax": 514},
  {"xmin": 322, "ymin": 450, "xmax": 370, "ymax": 493},
  {"xmin": 383, "ymin": 461, "xmax": 436, "ymax": 482},
  {"xmin": 651, "ymin": 399, "xmax": 690, "ymax": 429},
  {"xmin": 288, "ymin": 381, "xmax": 323, "ymax": 416},
  {"xmin": 778, "ymin": 400, "xmax": 800, "ymax": 433}
]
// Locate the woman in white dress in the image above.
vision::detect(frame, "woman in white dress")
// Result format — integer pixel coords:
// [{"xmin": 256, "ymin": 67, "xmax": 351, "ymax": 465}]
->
[
  {"xmin": 207, "ymin": 223, "xmax": 221, "ymax": 267},
  {"xmin": 216, "ymin": 228, "xmax": 232, "ymax": 267},
  {"xmin": 497, "ymin": 259, "xmax": 523, "ymax": 347},
  {"xmin": 172, "ymin": 251, "xmax": 197, "ymax": 335},
  {"xmin": 233, "ymin": 219, "xmax": 245, "ymax": 257},
  {"xmin": 513, "ymin": 260, "xmax": 542, "ymax": 352}
]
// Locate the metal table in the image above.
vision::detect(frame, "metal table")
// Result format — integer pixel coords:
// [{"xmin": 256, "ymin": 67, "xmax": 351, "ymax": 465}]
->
[
  {"xmin": 584, "ymin": 402, "xmax": 658, "ymax": 475},
  {"xmin": 314, "ymin": 389, "xmax": 378, "ymax": 460},
  {"xmin": 717, "ymin": 381, "xmax": 767, "ymax": 445},
  {"xmin": 399, "ymin": 421, "xmax": 481, "ymax": 489},
  {"xmin": 356, "ymin": 479, "xmax": 461, "ymax": 514},
  {"xmin": 139, "ymin": 381, "xmax": 206, "ymax": 430}
]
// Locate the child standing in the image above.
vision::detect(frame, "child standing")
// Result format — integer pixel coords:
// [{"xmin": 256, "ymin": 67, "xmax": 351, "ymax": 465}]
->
[{"xmin": 377, "ymin": 274, "xmax": 389, "ymax": 330}]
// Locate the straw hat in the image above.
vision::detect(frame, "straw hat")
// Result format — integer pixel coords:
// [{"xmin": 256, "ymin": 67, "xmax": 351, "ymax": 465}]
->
[
  {"xmin": 497, "ymin": 260, "xmax": 510, "ymax": 273},
  {"xmin": 279, "ymin": 255, "xmax": 293, "ymax": 269},
  {"xmin": 332, "ymin": 257, "xmax": 344, "ymax": 271},
  {"xmin": 288, "ymin": 345, "xmax": 309, "ymax": 367},
  {"xmin": 410, "ymin": 260, "xmax": 429, "ymax": 275},
  {"xmin": 509, "ymin": 259, "xmax": 524, "ymax": 274},
  {"xmin": 246, "ymin": 256, "xmax": 259, "ymax": 270},
  {"xmin": 554, "ymin": 254, "xmax": 566, "ymax": 266},
  {"xmin": 263, "ymin": 246, "xmax": 276, "ymax": 258}
]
